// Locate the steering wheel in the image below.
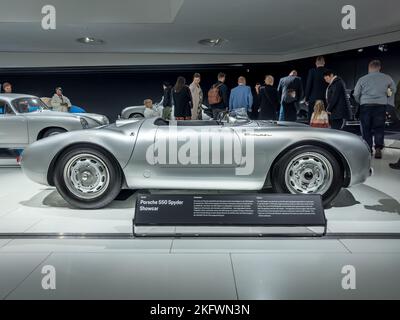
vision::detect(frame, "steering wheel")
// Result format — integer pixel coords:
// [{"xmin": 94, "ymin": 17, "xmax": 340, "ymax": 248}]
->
[{"xmin": 217, "ymin": 110, "xmax": 229, "ymax": 124}]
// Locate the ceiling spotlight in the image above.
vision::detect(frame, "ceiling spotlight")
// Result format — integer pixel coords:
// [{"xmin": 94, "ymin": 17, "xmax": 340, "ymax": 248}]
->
[
  {"xmin": 198, "ymin": 38, "xmax": 227, "ymax": 47},
  {"xmin": 77, "ymin": 37, "xmax": 105, "ymax": 45},
  {"xmin": 378, "ymin": 44, "xmax": 388, "ymax": 52},
  {"xmin": 357, "ymin": 48, "xmax": 364, "ymax": 53}
]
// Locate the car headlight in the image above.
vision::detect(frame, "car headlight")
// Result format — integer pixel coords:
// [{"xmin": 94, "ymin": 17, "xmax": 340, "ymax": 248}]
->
[
  {"xmin": 102, "ymin": 116, "xmax": 109, "ymax": 125},
  {"xmin": 80, "ymin": 117, "xmax": 89, "ymax": 129}
]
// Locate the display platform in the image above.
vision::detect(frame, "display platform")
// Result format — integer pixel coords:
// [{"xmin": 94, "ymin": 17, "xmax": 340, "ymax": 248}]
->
[{"xmin": 0, "ymin": 148, "xmax": 399, "ymax": 236}]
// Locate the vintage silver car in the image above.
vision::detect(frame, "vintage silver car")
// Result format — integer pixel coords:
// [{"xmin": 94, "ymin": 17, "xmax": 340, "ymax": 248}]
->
[
  {"xmin": 121, "ymin": 100, "xmax": 213, "ymax": 120},
  {"xmin": 0, "ymin": 94, "xmax": 109, "ymax": 149},
  {"xmin": 21, "ymin": 115, "xmax": 372, "ymax": 209}
]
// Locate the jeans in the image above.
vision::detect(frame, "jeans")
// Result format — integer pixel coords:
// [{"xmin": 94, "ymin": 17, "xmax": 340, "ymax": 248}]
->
[
  {"xmin": 279, "ymin": 102, "xmax": 297, "ymax": 122},
  {"xmin": 360, "ymin": 104, "xmax": 386, "ymax": 150},
  {"xmin": 279, "ymin": 103, "xmax": 285, "ymax": 121}
]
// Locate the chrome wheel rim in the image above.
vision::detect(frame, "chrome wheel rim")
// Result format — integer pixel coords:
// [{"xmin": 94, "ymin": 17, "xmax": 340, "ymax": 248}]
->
[
  {"xmin": 63, "ymin": 154, "xmax": 110, "ymax": 200},
  {"xmin": 284, "ymin": 152, "xmax": 333, "ymax": 195}
]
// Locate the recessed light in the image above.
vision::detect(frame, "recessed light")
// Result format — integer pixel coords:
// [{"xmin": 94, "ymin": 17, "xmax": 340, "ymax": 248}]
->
[
  {"xmin": 378, "ymin": 44, "xmax": 388, "ymax": 52},
  {"xmin": 357, "ymin": 48, "xmax": 364, "ymax": 53},
  {"xmin": 77, "ymin": 37, "xmax": 105, "ymax": 45},
  {"xmin": 198, "ymin": 38, "xmax": 227, "ymax": 47}
]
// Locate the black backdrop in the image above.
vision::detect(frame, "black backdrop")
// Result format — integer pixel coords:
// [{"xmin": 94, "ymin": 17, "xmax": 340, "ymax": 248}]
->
[{"xmin": 1, "ymin": 42, "xmax": 400, "ymax": 122}]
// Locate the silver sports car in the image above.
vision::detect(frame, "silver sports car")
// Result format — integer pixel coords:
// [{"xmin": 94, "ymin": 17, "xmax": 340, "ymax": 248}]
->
[
  {"xmin": 0, "ymin": 94, "xmax": 109, "ymax": 149},
  {"xmin": 121, "ymin": 100, "xmax": 213, "ymax": 120},
  {"xmin": 21, "ymin": 115, "xmax": 372, "ymax": 209}
]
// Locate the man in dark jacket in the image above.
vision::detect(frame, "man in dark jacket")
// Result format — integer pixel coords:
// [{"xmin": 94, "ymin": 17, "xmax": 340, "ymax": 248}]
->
[
  {"xmin": 256, "ymin": 75, "xmax": 280, "ymax": 120},
  {"xmin": 323, "ymin": 70, "xmax": 351, "ymax": 130},
  {"xmin": 209, "ymin": 72, "xmax": 229, "ymax": 120},
  {"xmin": 277, "ymin": 70, "xmax": 304, "ymax": 122},
  {"xmin": 162, "ymin": 82, "xmax": 173, "ymax": 120},
  {"xmin": 305, "ymin": 56, "xmax": 328, "ymax": 120}
]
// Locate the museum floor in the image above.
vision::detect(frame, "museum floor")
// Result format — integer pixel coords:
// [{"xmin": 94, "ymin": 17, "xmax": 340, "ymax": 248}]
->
[{"xmin": 0, "ymin": 148, "xmax": 399, "ymax": 299}]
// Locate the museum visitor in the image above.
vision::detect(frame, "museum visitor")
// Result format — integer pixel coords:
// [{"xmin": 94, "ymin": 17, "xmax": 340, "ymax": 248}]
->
[
  {"xmin": 161, "ymin": 82, "xmax": 173, "ymax": 120},
  {"xmin": 255, "ymin": 75, "xmax": 280, "ymax": 121},
  {"xmin": 172, "ymin": 76, "xmax": 193, "ymax": 120},
  {"xmin": 208, "ymin": 72, "xmax": 229, "ymax": 120},
  {"xmin": 353, "ymin": 60, "xmax": 397, "ymax": 159},
  {"xmin": 323, "ymin": 69, "xmax": 351, "ymax": 130},
  {"xmin": 277, "ymin": 70, "xmax": 304, "ymax": 122},
  {"xmin": 189, "ymin": 73, "xmax": 203, "ymax": 121},
  {"xmin": 310, "ymin": 100, "xmax": 330, "ymax": 128},
  {"xmin": 305, "ymin": 56, "xmax": 328, "ymax": 120},
  {"xmin": 50, "ymin": 87, "xmax": 72, "ymax": 112},
  {"xmin": 229, "ymin": 76, "xmax": 253, "ymax": 114}
]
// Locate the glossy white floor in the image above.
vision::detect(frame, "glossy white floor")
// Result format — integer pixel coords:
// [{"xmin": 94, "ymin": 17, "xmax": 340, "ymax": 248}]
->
[{"xmin": 0, "ymin": 148, "xmax": 399, "ymax": 299}]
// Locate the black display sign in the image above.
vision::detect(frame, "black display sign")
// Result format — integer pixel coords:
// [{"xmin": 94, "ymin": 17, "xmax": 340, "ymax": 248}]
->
[{"xmin": 133, "ymin": 194, "xmax": 326, "ymax": 236}]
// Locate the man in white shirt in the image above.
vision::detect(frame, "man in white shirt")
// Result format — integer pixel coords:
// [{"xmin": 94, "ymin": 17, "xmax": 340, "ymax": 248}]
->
[
  {"xmin": 50, "ymin": 87, "xmax": 72, "ymax": 112},
  {"xmin": 143, "ymin": 99, "xmax": 160, "ymax": 118}
]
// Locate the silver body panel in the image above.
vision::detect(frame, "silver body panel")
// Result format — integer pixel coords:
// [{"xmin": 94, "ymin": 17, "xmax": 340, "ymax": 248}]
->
[
  {"xmin": 0, "ymin": 94, "xmax": 108, "ymax": 148},
  {"xmin": 21, "ymin": 118, "xmax": 371, "ymax": 192}
]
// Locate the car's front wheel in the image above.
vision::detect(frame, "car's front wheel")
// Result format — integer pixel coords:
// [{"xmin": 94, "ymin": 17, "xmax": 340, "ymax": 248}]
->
[
  {"xmin": 41, "ymin": 127, "xmax": 67, "ymax": 139},
  {"xmin": 54, "ymin": 147, "xmax": 122, "ymax": 209},
  {"xmin": 271, "ymin": 145, "xmax": 344, "ymax": 206}
]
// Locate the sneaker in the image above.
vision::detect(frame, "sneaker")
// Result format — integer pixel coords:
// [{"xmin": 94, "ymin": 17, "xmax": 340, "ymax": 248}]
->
[
  {"xmin": 389, "ymin": 161, "xmax": 400, "ymax": 170},
  {"xmin": 375, "ymin": 149, "xmax": 382, "ymax": 159}
]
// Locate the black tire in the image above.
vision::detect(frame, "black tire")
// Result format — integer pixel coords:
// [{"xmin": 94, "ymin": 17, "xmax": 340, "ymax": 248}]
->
[
  {"xmin": 271, "ymin": 145, "xmax": 344, "ymax": 207},
  {"xmin": 41, "ymin": 128, "xmax": 67, "ymax": 139},
  {"xmin": 54, "ymin": 147, "xmax": 123, "ymax": 209},
  {"xmin": 129, "ymin": 113, "xmax": 144, "ymax": 119}
]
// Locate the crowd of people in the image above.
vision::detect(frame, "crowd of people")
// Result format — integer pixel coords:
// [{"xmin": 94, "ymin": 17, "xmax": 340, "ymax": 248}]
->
[
  {"xmin": 2, "ymin": 56, "xmax": 400, "ymax": 170},
  {"xmin": 145, "ymin": 56, "xmax": 399, "ymax": 168}
]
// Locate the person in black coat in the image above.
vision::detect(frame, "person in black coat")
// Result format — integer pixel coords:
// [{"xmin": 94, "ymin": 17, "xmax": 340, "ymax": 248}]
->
[
  {"xmin": 277, "ymin": 70, "xmax": 304, "ymax": 122},
  {"xmin": 323, "ymin": 70, "xmax": 351, "ymax": 130},
  {"xmin": 256, "ymin": 75, "xmax": 280, "ymax": 120},
  {"xmin": 305, "ymin": 56, "xmax": 328, "ymax": 120},
  {"xmin": 162, "ymin": 82, "xmax": 173, "ymax": 120},
  {"xmin": 172, "ymin": 76, "xmax": 192, "ymax": 120}
]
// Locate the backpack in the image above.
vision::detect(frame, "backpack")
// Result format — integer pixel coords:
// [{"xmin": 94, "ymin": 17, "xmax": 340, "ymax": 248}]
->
[{"xmin": 208, "ymin": 83, "xmax": 223, "ymax": 105}]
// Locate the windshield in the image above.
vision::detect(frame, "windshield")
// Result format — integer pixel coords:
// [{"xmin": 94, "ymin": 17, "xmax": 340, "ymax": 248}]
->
[{"xmin": 12, "ymin": 98, "xmax": 49, "ymax": 113}]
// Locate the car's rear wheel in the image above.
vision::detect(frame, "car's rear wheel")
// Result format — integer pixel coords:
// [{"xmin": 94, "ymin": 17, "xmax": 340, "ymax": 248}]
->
[
  {"xmin": 129, "ymin": 113, "xmax": 144, "ymax": 119},
  {"xmin": 271, "ymin": 145, "xmax": 344, "ymax": 207},
  {"xmin": 41, "ymin": 128, "xmax": 67, "ymax": 139},
  {"xmin": 54, "ymin": 147, "xmax": 122, "ymax": 209}
]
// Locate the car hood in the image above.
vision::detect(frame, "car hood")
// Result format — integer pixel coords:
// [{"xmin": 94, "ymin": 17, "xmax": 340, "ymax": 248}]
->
[
  {"xmin": 256, "ymin": 120, "xmax": 309, "ymax": 128},
  {"xmin": 83, "ymin": 113, "xmax": 109, "ymax": 125},
  {"xmin": 25, "ymin": 110, "xmax": 108, "ymax": 125}
]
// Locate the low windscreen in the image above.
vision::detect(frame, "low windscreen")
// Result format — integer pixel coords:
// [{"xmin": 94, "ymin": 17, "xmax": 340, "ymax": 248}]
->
[{"xmin": 12, "ymin": 98, "xmax": 49, "ymax": 113}]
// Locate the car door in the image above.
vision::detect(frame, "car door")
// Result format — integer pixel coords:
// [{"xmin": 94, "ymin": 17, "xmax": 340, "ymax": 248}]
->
[
  {"xmin": 0, "ymin": 100, "xmax": 29, "ymax": 147},
  {"xmin": 144, "ymin": 121, "xmax": 243, "ymax": 189},
  {"xmin": 154, "ymin": 122, "xmax": 242, "ymax": 167}
]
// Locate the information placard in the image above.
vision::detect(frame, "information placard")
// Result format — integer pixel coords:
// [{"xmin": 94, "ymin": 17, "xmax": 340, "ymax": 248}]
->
[{"xmin": 133, "ymin": 193, "xmax": 326, "ymax": 237}]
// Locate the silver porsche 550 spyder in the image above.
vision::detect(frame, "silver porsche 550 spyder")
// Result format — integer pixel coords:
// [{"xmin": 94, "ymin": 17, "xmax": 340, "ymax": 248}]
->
[
  {"xmin": 0, "ymin": 94, "xmax": 109, "ymax": 149},
  {"xmin": 21, "ymin": 115, "xmax": 372, "ymax": 209}
]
